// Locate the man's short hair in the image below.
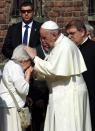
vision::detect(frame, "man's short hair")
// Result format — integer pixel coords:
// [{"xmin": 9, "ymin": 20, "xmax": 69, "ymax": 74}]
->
[
  {"xmin": 65, "ymin": 19, "xmax": 86, "ymax": 32},
  {"xmin": 20, "ymin": 1, "xmax": 34, "ymax": 11}
]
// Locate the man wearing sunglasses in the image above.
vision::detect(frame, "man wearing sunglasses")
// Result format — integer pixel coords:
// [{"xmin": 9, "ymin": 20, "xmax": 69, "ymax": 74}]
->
[
  {"xmin": 2, "ymin": 1, "xmax": 49, "ymax": 131},
  {"xmin": 2, "ymin": 1, "xmax": 42, "ymax": 58}
]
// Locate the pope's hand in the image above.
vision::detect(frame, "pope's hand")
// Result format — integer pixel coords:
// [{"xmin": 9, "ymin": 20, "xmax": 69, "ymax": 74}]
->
[{"xmin": 24, "ymin": 47, "xmax": 37, "ymax": 59}]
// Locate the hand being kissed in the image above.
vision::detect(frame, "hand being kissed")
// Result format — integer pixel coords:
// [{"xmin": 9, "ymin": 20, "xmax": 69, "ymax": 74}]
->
[{"xmin": 24, "ymin": 66, "xmax": 33, "ymax": 82}]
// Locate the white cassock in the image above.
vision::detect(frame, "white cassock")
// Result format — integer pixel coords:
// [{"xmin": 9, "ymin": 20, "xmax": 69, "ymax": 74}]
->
[{"xmin": 33, "ymin": 33, "xmax": 92, "ymax": 131}]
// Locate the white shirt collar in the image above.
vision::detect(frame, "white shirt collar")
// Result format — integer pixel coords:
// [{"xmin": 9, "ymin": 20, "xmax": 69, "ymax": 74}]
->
[
  {"xmin": 22, "ymin": 21, "xmax": 33, "ymax": 28},
  {"xmin": 81, "ymin": 37, "xmax": 89, "ymax": 45}
]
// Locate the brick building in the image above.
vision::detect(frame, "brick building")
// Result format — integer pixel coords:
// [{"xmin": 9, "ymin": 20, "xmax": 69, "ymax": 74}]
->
[{"xmin": 0, "ymin": 0, "xmax": 94, "ymax": 61}]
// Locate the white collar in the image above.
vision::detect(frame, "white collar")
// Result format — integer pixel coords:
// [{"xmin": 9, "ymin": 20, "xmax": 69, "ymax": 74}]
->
[
  {"xmin": 54, "ymin": 33, "xmax": 64, "ymax": 47},
  {"xmin": 22, "ymin": 21, "xmax": 33, "ymax": 28},
  {"xmin": 81, "ymin": 37, "xmax": 89, "ymax": 45}
]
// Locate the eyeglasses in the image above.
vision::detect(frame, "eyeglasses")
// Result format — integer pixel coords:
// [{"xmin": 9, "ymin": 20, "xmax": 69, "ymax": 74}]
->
[
  {"xmin": 21, "ymin": 9, "xmax": 33, "ymax": 14},
  {"xmin": 67, "ymin": 32, "xmax": 77, "ymax": 36}
]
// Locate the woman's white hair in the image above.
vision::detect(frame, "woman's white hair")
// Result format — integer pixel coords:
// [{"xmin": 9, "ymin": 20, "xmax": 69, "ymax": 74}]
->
[{"xmin": 11, "ymin": 45, "xmax": 30, "ymax": 61}]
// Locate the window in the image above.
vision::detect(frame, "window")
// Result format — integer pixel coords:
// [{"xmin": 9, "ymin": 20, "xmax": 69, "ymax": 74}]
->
[
  {"xmin": 12, "ymin": 0, "xmax": 24, "ymax": 17},
  {"xmin": 88, "ymin": 0, "xmax": 95, "ymax": 16}
]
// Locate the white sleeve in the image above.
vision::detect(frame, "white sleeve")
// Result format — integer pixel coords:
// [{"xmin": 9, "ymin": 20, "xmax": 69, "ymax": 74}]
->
[
  {"xmin": 34, "ymin": 38, "xmax": 87, "ymax": 78},
  {"xmin": 8, "ymin": 63, "xmax": 29, "ymax": 95},
  {"xmin": 14, "ymin": 78, "xmax": 29, "ymax": 95}
]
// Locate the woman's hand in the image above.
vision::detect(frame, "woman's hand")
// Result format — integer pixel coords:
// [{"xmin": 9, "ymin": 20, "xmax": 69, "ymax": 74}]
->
[{"xmin": 25, "ymin": 66, "xmax": 33, "ymax": 82}]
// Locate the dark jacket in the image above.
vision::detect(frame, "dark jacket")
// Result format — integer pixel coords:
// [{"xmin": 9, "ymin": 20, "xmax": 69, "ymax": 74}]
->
[
  {"xmin": 2, "ymin": 20, "xmax": 42, "ymax": 59},
  {"xmin": 79, "ymin": 38, "xmax": 95, "ymax": 131}
]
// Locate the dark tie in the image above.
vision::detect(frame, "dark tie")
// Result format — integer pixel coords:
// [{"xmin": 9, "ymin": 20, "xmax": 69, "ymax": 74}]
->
[{"xmin": 23, "ymin": 24, "xmax": 29, "ymax": 45}]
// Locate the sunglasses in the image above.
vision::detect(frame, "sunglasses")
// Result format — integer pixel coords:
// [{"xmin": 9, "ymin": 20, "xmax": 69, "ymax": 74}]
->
[{"xmin": 21, "ymin": 9, "xmax": 33, "ymax": 14}]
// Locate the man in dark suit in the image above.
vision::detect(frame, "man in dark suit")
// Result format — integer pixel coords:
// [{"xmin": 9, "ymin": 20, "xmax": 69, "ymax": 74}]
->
[
  {"xmin": 2, "ymin": 1, "xmax": 41, "ymax": 59},
  {"xmin": 65, "ymin": 19, "xmax": 95, "ymax": 131},
  {"xmin": 2, "ymin": 1, "xmax": 49, "ymax": 131}
]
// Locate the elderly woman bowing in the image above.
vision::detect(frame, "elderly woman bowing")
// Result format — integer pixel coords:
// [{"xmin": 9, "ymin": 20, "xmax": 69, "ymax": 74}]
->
[{"xmin": 0, "ymin": 45, "xmax": 33, "ymax": 131}]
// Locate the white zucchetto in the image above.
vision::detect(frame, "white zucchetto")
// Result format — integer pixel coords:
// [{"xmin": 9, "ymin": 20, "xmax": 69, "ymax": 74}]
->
[{"xmin": 41, "ymin": 20, "xmax": 59, "ymax": 30}]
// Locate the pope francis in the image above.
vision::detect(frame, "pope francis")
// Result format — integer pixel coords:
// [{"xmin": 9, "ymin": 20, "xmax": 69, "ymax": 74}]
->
[{"xmin": 25, "ymin": 20, "xmax": 92, "ymax": 131}]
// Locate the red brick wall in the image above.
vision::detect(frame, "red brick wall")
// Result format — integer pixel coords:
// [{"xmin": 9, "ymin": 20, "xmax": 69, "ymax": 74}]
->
[
  {"xmin": 0, "ymin": 0, "xmax": 88, "ymax": 61},
  {"xmin": 45, "ymin": 0, "xmax": 88, "ymax": 32},
  {"xmin": 0, "ymin": 0, "xmax": 13, "ymax": 61}
]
